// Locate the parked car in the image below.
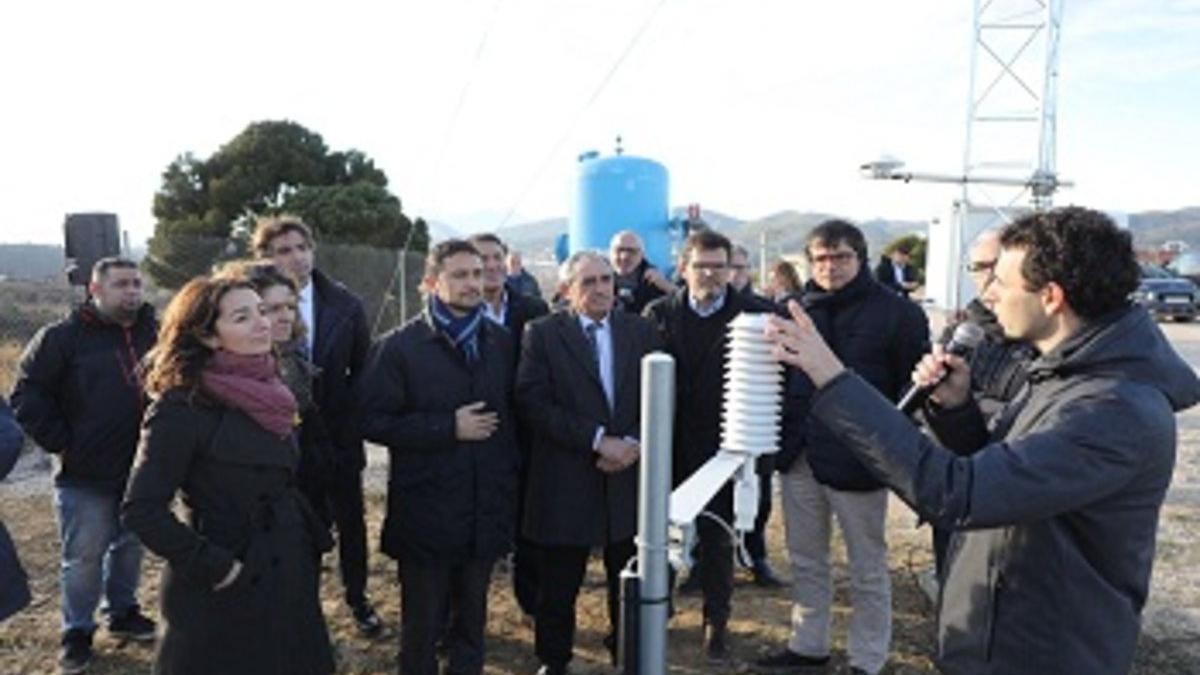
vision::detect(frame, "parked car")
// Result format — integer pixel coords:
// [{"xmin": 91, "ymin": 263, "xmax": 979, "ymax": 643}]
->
[
  {"xmin": 1134, "ymin": 263, "xmax": 1196, "ymax": 322},
  {"xmin": 1170, "ymin": 251, "xmax": 1200, "ymax": 286}
]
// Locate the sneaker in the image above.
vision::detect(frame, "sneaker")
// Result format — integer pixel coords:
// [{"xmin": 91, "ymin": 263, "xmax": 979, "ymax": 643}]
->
[
  {"xmin": 109, "ymin": 607, "xmax": 157, "ymax": 642},
  {"xmin": 753, "ymin": 648, "xmax": 830, "ymax": 672},
  {"xmin": 59, "ymin": 629, "xmax": 93, "ymax": 675},
  {"xmin": 352, "ymin": 601, "xmax": 384, "ymax": 638}
]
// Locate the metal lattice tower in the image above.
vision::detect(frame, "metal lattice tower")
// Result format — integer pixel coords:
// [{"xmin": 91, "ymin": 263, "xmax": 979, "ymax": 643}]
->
[{"xmin": 963, "ymin": 0, "xmax": 1065, "ymax": 212}]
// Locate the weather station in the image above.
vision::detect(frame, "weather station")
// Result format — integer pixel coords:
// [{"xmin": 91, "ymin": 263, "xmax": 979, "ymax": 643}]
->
[{"xmin": 861, "ymin": 0, "xmax": 1071, "ymax": 311}]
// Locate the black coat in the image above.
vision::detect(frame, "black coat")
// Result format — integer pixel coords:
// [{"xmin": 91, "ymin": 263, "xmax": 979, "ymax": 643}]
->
[
  {"xmin": 643, "ymin": 288, "xmax": 783, "ymax": 490},
  {"xmin": 778, "ymin": 268, "xmax": 929, "ymax": 490},
  {"xmin": 1, "ymin": 397, "xmax": 30, "ymax": 623},
  {"xmin": 516, "ymin": 310, "xmax": 660, "ymax": 547},
  {"xmin": 360, "ymin": 313, "xmax": 519, "ymax": 564},
  {"xmin": 500, "ymin": 283, "xmax": 550, "ymax": 368},
  {"xmin": 11, "ymin": 302, "xmax": 157, "ymax": 492},
  {"xmin": 810, "ymin": 306, "xmax": 1199, "ymax": 674},
  {"xmin": 121, "ymin": 392, "xmax": 335, "ymax": 675},
  {"xmin": 310, "ymin": 269, "xmax": 371, "ymax": 471},
  {"xmin": 614, "ymin": 259, "xmax": 667, "ymax": 315},
  {"xmin": 873, "ymin": 256, "xmax": 912, "ymax": 297}
]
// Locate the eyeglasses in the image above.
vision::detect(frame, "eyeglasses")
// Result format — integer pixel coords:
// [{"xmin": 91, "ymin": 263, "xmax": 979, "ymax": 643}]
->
[
  {"xmin": 689, "ymin": 262, "xmax": 728, "ymax": 272},
  {"xmin": 809, "ymin": 252, "xmax": 856, "ymax": 265}
]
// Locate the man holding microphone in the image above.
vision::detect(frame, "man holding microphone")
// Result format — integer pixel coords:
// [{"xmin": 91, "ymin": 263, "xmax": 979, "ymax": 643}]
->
[{"xmin": 765, "ymin": 207, "xmax": 1199, "ymax": 674}]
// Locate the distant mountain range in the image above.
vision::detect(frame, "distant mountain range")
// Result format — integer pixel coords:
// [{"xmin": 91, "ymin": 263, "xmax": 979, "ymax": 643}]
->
[{"xmin": 3, "ymin": 207, "xmax": 1197, "ymax": 280}]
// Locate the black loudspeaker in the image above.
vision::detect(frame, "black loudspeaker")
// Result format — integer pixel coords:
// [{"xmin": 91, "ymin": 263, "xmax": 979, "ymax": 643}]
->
[{"xmin": 63, "ymin": 213, "xmax": 121, "ymax": 285}]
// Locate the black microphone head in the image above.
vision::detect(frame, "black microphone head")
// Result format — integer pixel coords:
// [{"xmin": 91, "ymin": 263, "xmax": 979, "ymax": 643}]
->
[{"xmin": 947, "ymin": 321, "xmax": 986, "ymax": 356}]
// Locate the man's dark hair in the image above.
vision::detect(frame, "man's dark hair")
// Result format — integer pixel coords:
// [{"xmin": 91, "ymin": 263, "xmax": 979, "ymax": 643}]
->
[
  {"xmin": 806, "ymin": 219, "xmax": 868, "ymax": 262},
  {"xmin": 91, "ymin": 257, "xmax": 138, "ymax": 282},
  {"xmin": 252, "ymin": 215, "xmax": 314, "ymax": 257},
  {"xmin": 424, "ymin": 239, "xmax": 481, "ymax": 278},
  {"xmin": 683, "ymin": 229, "xmax": 732, "ymax": 261},
  {"xmin": 999, "ymin": 206, "xmax": 1139, "ymax": 321},
  {"xmin": 468, "ymin": 232, "xmax": 507, "ymax": 253}
]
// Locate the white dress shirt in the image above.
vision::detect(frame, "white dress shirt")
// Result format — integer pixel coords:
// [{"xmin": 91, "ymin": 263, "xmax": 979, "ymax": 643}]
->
[
  {"xmin": 483, "ymin": 289, "xmax": 509, "ymax": 326},
  {"xmin": 298, "ymin": 277, "xmax": 315, "ymax": 357}
]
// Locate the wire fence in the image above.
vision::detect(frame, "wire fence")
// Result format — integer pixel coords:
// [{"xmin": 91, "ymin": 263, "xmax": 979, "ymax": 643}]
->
[{"xmin": 0, "ymin": 237, "xmax": 438, "ymax": 394}]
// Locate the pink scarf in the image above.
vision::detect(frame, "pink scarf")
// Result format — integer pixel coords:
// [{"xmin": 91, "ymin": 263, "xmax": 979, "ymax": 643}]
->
[{"xmin": 200, "ymin": 351, "xmax": 298, "ymax": 438}]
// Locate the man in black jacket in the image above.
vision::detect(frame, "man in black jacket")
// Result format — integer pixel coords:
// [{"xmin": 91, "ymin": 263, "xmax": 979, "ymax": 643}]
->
[
  {"xmin": 12, "ymin": 258, "xmax": 158, "ymax": 673},
  {"xmin": 644, "ymin": 230, "xmax": 781, "ymax": 659},
  {"xmin": 517, "ymin": 250, "xmax": 659, "ymax": 675},
  {"xmin": 756, "ymin": 221, "xmax": 929, "ymax": 675},
  {"xmin": 873, "ymin": 243, "xmax": 919, "ymax": 298},
  {"xmin": 767, "ymin": 207, "xmax": 1199, "ymax": 675},
  {"xmin": 610, "ymin": 230, "xmax": 673, "ymax": 314},
  {"xmin": 930, "ymin": 229, "xmax": 1036, "ymax": 578},
  {"xmin": 361, "ymin": 239, "xmax": 520, "ymax": 675},
  {"xmin": 252, "ymin": 216, "xmax": 382, "ymax": 636},
  {"xmin": 469, "ymin": 233, "xmax": 549, "ymax": 617}
]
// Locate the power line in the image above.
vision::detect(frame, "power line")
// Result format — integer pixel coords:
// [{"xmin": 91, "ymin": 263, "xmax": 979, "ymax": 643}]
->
[
  {"xmin": 426, "ymin": 0, "xmax": 506, "ymax": 218},
  {"xmin": 495, "ymin": 0, "xmax": 669, "ymax": 230}
]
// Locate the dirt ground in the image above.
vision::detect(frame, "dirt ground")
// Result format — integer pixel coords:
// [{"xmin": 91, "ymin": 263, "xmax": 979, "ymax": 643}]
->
[{"xmin": 2, "ymin": 322, "xmax": 1198, "ymax": 674}]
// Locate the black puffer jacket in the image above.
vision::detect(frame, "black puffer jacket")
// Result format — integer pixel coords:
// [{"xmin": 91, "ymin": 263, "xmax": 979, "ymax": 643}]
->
[
  {"xmin": 360, "ymin": 313, "xmax": 519, "ymax": 564},
  {"xmin": 811, "ymin": 305, "xmax": 1200, "ymax": 674},
  {"xmin": 777, "ymin": 268, "xmax": 929, "ymax": 490},
  {"xmin": 941, "ymin": 299, "xmax": 1036, "ymax": 421},
  {"xmin": 12, "ymin": 302, "xmax": 157, "ymax": 492}
]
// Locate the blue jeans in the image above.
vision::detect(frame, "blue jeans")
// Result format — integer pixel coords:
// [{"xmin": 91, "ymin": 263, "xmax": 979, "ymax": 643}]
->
[{"xmin": 54, "ymin": 486, "xmax": 144, "ymax": 633}]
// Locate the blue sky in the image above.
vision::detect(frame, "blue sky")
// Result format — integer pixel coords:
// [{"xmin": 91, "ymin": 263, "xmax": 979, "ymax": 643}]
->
[{"xmin": 0, "ymin": 0, "xmax": 1196, "ymax": 245}]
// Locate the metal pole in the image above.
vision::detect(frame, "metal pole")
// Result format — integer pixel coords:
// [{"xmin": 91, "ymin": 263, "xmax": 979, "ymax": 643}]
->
[
  {"xmin": 758, "ymin": 230, "xmax": 768, "ymax": 290},
  {"xmin": 637, "ymin": 353, "xmax": 674, "ymax": 675}
]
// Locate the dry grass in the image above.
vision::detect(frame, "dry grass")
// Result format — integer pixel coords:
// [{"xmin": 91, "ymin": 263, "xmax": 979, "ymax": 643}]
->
[
  {"xmin": 1, "ymin": 481, "xmax": 941, "ymax": 675},
  {"xmin": 0, "ymin": 341, "xmax": 22, "ymax": 396},
  {"xmin": 3, "ymin": 464, "xmax": 1199, "ymax": 674}
]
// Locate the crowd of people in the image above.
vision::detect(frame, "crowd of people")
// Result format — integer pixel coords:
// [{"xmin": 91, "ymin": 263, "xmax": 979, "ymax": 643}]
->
[{"xmin": 1, "ymin": 206, "xmax": 1196, "ymax": 675}]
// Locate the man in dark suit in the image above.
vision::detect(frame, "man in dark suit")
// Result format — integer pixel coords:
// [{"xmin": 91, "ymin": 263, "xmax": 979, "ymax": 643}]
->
[
  {"xmin": 516, "ymin": 250, "xmax": 660, "ymax": 675},
  {"xmin": 253, "ymin": 216, "xmax": 383, "ymax": 637},
  {"xmin": 469, "ymin": 233, "xmax": 549, "ymax": 617},
  {"xmin": 361, "ymin": 239, "xmax": 520, "ymax": 675},
  {"xmin": 873, "ymin": 243, "xmax": 919, "ymax": 298},
  {"xmin": 644, "ymin": 230, "xmax": 781, "ymax": 660}
]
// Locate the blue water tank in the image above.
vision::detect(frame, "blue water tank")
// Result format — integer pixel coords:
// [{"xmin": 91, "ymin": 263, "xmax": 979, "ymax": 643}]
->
[{"xmin": 570, "ymin": 151, "xmax": 671, "ymax": 271}]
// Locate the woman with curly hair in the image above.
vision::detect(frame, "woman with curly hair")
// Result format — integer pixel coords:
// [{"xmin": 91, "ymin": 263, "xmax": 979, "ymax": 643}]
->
[{"xmin": 121, "ymin": 273, "xmax": 335, "ymax": 675}]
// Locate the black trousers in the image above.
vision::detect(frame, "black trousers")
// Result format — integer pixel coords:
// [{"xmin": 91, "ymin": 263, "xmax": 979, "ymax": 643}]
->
[
  {"xmin": 329, "ymin": 466, "xmax": 370, "ymax": 608},
  {"xmin": 535, "ymin": 539, "xmax": 635, "ymax": 669},
  {"xmin": 742, "ymin": 469, "xmax": 774, "ymax": 563},
  {"xmin": 400, "ymin": 557, "xmax": 495, "ymax": 675},
  {"xmin": 512, "ymin": 535, "xmax": 540, "ymax": 616}
]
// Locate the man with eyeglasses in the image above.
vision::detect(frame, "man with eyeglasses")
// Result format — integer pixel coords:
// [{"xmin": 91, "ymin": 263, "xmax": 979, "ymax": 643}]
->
[
  {"xmin": 610, "ymin": 230, "xmax": 675, "ymax": 314},
  {"xmin": 644, "ymin": 230, "xmax": 782, "ymax": 660},
  {"xmin": 928, "ymin": 230, "xmax": 1037, "ymax": 579},
  {"xmin": 756, "ymin": 220, "xmax": 929, "ymax": 675}
]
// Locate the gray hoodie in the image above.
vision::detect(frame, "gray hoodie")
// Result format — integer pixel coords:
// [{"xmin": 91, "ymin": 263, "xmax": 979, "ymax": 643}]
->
[{"xmin": 809, "ymin": 305, "xmax": 1200, "ymax": 674}]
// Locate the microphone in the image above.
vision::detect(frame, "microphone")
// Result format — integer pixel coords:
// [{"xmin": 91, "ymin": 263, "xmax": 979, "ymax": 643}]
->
[{"xmin": 896, "ymin": 321, "xmax": 985, "ymax": 415}]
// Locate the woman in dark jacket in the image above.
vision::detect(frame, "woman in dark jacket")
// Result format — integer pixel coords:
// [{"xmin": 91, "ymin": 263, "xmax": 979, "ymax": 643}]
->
[
  {"xmin": 121, "ymin": 273, "xmax": 335, "ymax": 675},
  {"xmin": 228, "ymin": 261, "xmax": 335, "ymax": 526}
]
